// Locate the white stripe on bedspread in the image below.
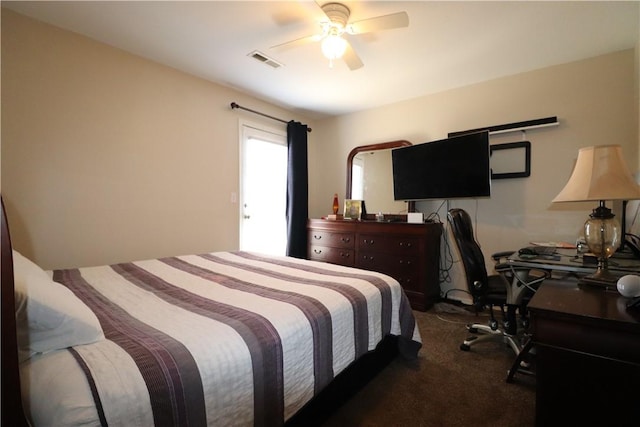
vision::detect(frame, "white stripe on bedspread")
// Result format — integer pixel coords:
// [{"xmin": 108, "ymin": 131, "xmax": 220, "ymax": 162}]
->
[
  {"xmin": 189, "ymin": 252, "xmax": 368, "ymax": 372},
  {"xmin": 78, "ymin": 263, "xmax": 260, "ymax": 425},
  {"xmin": 53, "ymin": 251, "xmax": 421, "ymax": 426},
  {"xmin": 73, "ymin": 340, "xmax": 154, "ymax": 426}
]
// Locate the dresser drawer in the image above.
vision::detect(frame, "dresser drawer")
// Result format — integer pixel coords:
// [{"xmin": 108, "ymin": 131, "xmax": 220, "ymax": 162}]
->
[
  {"xmin": 357, "ymin": 252, "xmax": 420, "ymax": 287},
  {"xmin": 308, "ymin": 245, "xmax": 355, "ymax": 267},
  {"xmin": 393, "ymin": 269, "xmax": 422, "ymax": 294},
  {"xmin": 308, "ymin": 230, "xmax": 355, "ymax": 249},
  {"xmin": 358, "ymin": 234, "xmax": 420, "ymax": 255},
  {"xmin": 307, "ymin": 219, "xmax": 442, "ymax": 311}
]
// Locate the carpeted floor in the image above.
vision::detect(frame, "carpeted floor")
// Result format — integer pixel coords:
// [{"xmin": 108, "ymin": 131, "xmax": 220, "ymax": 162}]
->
[{"xmin": 322, "ymin": 303, "xmax": 536, "ymax": 426}]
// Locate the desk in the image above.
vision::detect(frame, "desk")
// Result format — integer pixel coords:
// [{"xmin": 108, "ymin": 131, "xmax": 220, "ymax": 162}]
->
[
  {"xmin": 528, "ymin": 281, "xmax": 640, "ymax": 426},
  {"xmin": 508, "ymin": 248, "xmax": 640, "ymax": 286},
  {"xmin": 508, "ymin": 248, "xmax": 640, "ymax": 284}
]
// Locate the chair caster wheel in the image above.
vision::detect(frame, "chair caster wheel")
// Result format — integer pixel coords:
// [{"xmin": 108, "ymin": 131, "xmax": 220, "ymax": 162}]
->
[
  {"xmin": 490, "ymin": 320, "xmax": 498, "ymax": 330},
  {"xmin": 460, "ymin": 343, "xmax": 471, "ymax": 351}
]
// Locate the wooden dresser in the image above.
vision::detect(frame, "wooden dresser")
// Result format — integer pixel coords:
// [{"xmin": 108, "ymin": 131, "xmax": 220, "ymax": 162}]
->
[{"xmin": 307, "ymin": 219, "xmax": 442, "ymax": 311}]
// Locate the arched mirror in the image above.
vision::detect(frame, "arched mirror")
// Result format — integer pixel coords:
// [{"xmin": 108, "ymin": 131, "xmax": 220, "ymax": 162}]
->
[{"xmin": 346, "ymin": 140, "xmax": 413, "ymax": 217}]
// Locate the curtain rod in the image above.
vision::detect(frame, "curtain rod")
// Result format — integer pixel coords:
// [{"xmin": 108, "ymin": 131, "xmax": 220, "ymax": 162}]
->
[{"xmin": 230, "ymin": 102, "xmax": 312, "ymax": 132}]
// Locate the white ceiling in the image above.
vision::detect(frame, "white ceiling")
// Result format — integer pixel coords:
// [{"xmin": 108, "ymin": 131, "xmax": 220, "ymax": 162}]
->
[{"xmin": 4, "ymin": 1, "xmax": 639, "ymax": 120}]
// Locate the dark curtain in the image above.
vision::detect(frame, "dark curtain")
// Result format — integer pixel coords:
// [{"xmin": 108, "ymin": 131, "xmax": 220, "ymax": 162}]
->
[{"xmin": 286, "ymin": 121, "xmax": 309, "ymax": 258}]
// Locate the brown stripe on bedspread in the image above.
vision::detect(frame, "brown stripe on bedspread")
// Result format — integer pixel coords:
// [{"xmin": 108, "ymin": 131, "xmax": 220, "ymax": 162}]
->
[
  {"xmin": 162, "ymin": 256, "xmax": 337, "ymax": 393},
  {"xmin": 53, "ymin": 269, "xmax": 207, "ymax": 427},
  {"xmin": 235, "ymin": 252, "xmax": 394, "ymax": 338},
  {"xmin": 235, "ymin": 252, "xmax": 420, "ymax": 359},
  {"xmin": 111, "ymin": 262, "xmax": 284, "ymax": 426},
  {"xmin": 199, "ymin": 252, "xmax": 369, "ymax": 362},
  {"xmin": 396, "ymin": 290, "xmax": 420, "ymax": 358},
  {"xmin": 68, "ymin": 348, "xmax": 108, "ymax": 427}
]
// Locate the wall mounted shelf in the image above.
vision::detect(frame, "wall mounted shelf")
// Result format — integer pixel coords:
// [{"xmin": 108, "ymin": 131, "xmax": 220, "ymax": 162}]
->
[{"xmin": 448, "ymin": 116, "xmax": 558, "ymax": 138}]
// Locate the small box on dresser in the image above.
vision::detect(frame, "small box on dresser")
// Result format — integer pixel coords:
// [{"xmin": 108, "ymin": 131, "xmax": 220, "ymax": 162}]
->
[{"xmin": 307, "ymin": 218, "xmax": 442, "ymax": 311}]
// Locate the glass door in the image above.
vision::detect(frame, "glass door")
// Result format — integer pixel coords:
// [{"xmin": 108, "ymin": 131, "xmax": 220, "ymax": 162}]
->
[{"xmin": 239, "ymin": 124, "xmax": 287, "ymax": 255}]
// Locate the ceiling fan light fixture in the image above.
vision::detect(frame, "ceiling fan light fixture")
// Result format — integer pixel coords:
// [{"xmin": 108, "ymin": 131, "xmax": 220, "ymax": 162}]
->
[
  {"xmin": 271, "ymin": 1, "xmax": 408, "ymax": 71},
  {"xmin": 321, "ymin": 33, "xmax": 347, "ymax": 61}
]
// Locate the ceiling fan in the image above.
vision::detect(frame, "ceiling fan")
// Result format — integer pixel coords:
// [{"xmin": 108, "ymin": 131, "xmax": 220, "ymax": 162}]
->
[{"xmin": 271, "ymin": 2, "xmax": 409, "ymax": 70}]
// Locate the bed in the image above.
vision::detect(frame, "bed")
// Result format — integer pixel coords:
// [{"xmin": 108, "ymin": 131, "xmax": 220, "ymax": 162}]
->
[{"xmin": 1, "ymin": 197, "xmax": 422, "ymax": 426}]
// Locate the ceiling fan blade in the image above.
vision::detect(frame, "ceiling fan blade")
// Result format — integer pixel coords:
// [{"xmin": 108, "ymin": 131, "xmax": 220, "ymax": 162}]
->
[
  {"xmin": 349, "ymin": 11, "xmax": 409, "ymax": 34},
  {"xmin": 270, "ymin": 33, "xmax": 323, "ymax": 52},
  {"xmin": 342, "ymin": 40, "xmax": 363, "ymax": 71}
]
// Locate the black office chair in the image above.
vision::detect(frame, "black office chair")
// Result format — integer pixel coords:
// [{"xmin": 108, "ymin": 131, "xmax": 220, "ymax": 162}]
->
[{"xmin": 447, "ymin": 208, "xmax": 548, "ymax": 379}]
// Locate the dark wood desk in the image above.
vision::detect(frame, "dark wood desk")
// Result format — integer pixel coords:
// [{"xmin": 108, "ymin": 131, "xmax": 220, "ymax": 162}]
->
[{"xmin": 528, "ymin": 281, "xmax": 640, "ymax": 426}]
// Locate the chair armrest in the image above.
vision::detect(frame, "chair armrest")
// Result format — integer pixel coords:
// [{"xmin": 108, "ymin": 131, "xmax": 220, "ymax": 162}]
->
[
  {"xmin": 494, "ymin": 262, "xmax": 512, "ymax": 271},
  {"xmin": 492, "ymin": 250, "xmax": 515, "ymax": 261}
]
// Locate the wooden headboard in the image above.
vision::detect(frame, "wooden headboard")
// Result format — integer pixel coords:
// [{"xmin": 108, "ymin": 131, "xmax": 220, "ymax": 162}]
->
[{"xmin": 1, "ymin": 196, "xmax": 28, "ymax": 426}]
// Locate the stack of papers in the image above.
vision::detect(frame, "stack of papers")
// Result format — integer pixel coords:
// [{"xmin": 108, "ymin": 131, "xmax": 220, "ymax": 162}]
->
[{"xmin": 530, "ymin": 241, "xmax": 576, "ymax": 249}]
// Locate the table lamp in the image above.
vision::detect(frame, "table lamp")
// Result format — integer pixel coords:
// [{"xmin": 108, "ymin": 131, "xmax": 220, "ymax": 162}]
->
[{"xmin": 553, "ymin": 145, "xmax": 640, "ymax": 286}]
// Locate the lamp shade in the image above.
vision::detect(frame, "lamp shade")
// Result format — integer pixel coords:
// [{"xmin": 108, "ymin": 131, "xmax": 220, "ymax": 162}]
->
[{"xmin": 553, "ymin": 145, "xmax": 640, "ymax": 202}]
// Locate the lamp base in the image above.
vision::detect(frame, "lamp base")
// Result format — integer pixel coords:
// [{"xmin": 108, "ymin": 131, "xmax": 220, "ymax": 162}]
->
[{"xmin": 580, "ymin": 268, "xmax": 619, "ymax": 289}]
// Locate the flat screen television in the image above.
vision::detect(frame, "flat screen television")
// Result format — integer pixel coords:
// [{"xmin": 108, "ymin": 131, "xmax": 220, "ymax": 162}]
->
[{"xmin": 392, "ymin": 131, "xmax": 491, "ymax": 200}]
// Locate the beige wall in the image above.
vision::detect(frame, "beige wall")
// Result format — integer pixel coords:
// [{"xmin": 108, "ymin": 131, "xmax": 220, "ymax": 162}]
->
[
  {"xmin": 2, "ymin": 9, "xmax": 639, "ymax": 276},
  {"xmin": 1, "ymin": 10, "xmax": 316, "ymax": 269},
  {"xmin": 311, "ymin": 49, "xmax": 638, "ymax": 269}
]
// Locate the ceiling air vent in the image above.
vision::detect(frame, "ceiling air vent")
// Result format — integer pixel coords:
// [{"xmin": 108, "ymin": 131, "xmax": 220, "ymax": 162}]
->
[{"xmin": 248, "ymin": 50, "xmax": 282, "ymax": 69}]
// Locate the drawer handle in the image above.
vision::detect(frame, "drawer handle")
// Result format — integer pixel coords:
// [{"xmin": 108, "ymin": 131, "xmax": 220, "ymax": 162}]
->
[
  {"xmin": 363, "ymin": 239, "xmax": 375, "ymax": 245},
  {"xmin": 340, "ymin": 252, "xmax": 350, "ymax": 258},
  {"xmin": 363, "ymin": 255, "xmax": 374, "ymax": 261},
  {"xmin": 313, "ymin": 235, "xmax": 322, "ymax": 240},
  {"xmin": 399, "ymin": 242, "xmax": 412, "ymax": 248},
  {"xmin": 341, "ymin": 237, "xmax": 351, "ymax": 243},
  {"xmin": 399, "ymin": 260, "xmax": 412, "ymax": 265},
  {"xmin": 313, "ymin": 249, "xmax": 322, "ymax": 254}
]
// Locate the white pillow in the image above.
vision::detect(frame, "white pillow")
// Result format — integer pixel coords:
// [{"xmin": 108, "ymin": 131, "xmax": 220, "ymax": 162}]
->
[{"xmin": 13, "ymin": 250, "xmax": 105, "ymax": 362}]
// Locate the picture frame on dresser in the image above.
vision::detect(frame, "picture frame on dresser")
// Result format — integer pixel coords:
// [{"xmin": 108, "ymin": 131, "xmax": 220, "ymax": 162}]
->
[{"xmin": 343, "ymin": 199, "xmax": 363, "ymax": 220}]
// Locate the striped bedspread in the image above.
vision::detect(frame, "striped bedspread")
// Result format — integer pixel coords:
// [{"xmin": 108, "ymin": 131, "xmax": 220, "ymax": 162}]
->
[{"xmin": 52, "ymin": 251, "xmax": 422, "ymax": 426}]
